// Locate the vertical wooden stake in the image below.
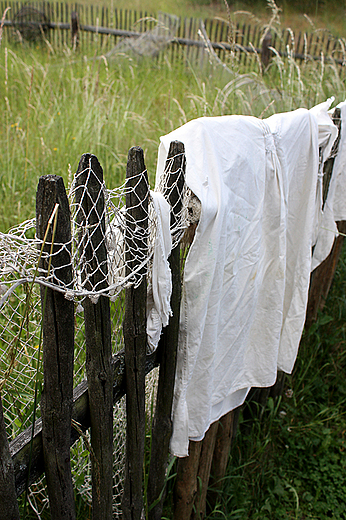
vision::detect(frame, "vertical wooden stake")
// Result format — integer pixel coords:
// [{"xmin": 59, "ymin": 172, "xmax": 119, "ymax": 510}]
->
[
  {"xmin": 207, "ymin": 409, "xmax": 240, "ymax": 514},
  {"xmin": 122, "ymin": 147, "xmax": 149, "ymax": 520},
  {"xmin": 148, "ymin": 140, "xmax": 186, "ymax": 520},
  {"xmin": 36, "ymin": 175, "xmax": 75, "ymax": 520},
  {"xmin": 306, "ymin": 221, "xmax": 346, "ymax": 329},
  {"xmin": 173, "ymin": 441, "xmax": 202, "ymax": 520},
  {"xmin": 0, "ymin": 394, "xmax": 20, "ymax": 520},
  {"xmin": 71, "ymin": 11, "xmax": 79, "ymax": 48},
  {"xmin": 261, "ymin": 30, "xmax": 272, "ymax": 69},
  {"xmin": 192, "ymin": 421, "xmax": 219, "ymax": 520},
  {"xmin": 75, "ymin": 155, "xmax": 113, "ymax": 520}
]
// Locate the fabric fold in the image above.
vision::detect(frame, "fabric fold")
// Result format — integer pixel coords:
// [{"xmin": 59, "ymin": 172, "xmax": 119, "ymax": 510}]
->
[
  {"xmin": 146, "ymin": 191, "xmax": 173, "ymax": 353},
  {"xmin": 311, "ymin": 99, "xmax": 346, "ymax": 270}
]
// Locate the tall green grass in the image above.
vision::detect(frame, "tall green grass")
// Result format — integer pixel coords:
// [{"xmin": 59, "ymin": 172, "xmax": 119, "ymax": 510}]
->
[{"xmin": 1, "ymin": 32, "xmax": 346, "ymax": 232}]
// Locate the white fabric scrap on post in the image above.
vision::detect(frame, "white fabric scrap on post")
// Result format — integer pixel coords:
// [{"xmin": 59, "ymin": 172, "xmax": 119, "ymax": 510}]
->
[
  {"xmin": 146, "ymin": 191, "xmax": 173, "ymax": 353},
  {"xmin": 155, "ymin": 108, "xmax": 330, "ymax": 457},
  {"xmin": 330, "ymin": 100, "xmax": 346, "ymax": 222}
]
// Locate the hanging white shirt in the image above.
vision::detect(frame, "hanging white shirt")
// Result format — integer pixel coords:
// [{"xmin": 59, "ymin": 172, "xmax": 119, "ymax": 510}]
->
[
  {"xmin": 265, "ymin": 109, "xmax": 320, "ymax": 374},
  {"xmin": 156, "ymin": 110, "xmax": 319, "ymax": 457}
]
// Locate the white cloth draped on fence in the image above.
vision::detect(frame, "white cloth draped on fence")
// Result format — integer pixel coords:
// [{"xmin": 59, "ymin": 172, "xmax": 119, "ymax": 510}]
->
[
  {"xmin": 156, "ymin": 105, "xmax": 338, "ymax": 457},
  {"xmin": 311, "ymin": 99, "xmax": 346, "ymax": 270}
]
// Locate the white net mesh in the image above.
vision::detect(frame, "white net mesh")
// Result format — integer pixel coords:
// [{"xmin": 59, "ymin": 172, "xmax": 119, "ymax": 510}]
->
[{"xmin": 0, "ymin": 149, "xmax": 191, "ymax": 516}]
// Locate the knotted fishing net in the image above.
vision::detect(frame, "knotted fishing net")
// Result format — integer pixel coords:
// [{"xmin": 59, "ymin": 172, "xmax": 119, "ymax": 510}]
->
[{"xmin": 0, "ymin": 149, "xmax": 194, "ymax": 517}]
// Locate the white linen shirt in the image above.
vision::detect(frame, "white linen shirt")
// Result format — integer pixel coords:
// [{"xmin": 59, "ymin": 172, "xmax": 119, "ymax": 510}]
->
[{"xmin": 156, "ymin": 110, "xmax": 320, "ymax": 457}]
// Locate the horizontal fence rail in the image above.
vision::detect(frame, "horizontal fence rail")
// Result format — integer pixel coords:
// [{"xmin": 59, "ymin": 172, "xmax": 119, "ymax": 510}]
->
[{"xmin": 1, "ymin": 1, "xmax": 346, "ymax": 66}]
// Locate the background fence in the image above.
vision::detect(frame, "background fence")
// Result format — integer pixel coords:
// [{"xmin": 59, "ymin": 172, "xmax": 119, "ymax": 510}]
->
[{"xmin": 1, "ymin": 1, "xmax": 346, "ymax": 67}]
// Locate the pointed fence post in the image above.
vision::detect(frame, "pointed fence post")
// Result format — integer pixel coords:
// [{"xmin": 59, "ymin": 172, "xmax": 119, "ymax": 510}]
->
[
  {"xmin": 75, "ymin": 155, "xmax": 113, "ymax": 520},
  {"xmin": 148, "ymin": 140, "xmax": 186, "ymax": 520},
  {"xmin": 0, "ymin": 394, "xmax": 20, "ymax": 520},
  {"xmin": 122, "ymin": 147, "xmax": 149, "ymax": 520},
  {"xmin": 71, "ymin": 11, "xmax": 79, "ymax": 47},
  {"xmin": 36, "ymin": 175, "xmax": 75, "ymax": 520},
  {"xmin": 261, "ymin": 30, "xmax": 272, "ymax": 69}
]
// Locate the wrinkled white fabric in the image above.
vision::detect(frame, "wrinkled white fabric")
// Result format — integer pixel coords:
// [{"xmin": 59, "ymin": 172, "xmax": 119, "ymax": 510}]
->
[
  {"xmin": 330, "ymin": 101, "xmax": 346, "ymax": 221},
  {"xmin": 265, "ymin": 109, "xmax": 320, "ymax": 374},
  {"xmin": 309, "ymin": 97, "xmax": 338, "ymax": 252},
  {"xmin": 156, "ymin": 110, "xmax": 320, "ymax": 457},
  {"xmin": 311, "ymin": 100, "xmax": 346, "ymax": 270},
  {"xmin": 146, "ymin": 191, "xmax": 172, "ymax": 352}
]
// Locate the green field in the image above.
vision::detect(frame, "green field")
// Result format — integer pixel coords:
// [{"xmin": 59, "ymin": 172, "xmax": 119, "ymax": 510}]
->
[{"xmin": 1, "ymin": 0, "xmax": 346, "ymax": 518}]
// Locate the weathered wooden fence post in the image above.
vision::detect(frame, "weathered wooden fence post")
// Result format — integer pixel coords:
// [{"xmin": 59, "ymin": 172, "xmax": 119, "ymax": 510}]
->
[
  {"xmin": 147, "ymin": 141, "xmax": 186, "ymax": 520},
  {"xmin": 71, "ymin": 11, "xmax": 79, "ymax": 47},
  {"xmin": 261, "ymin": 30, "xmax": 272, "ymax": 69},
  {"xmin": 207, "ymin": 408, "xmax": 240, "ymax": 515},
  {"xmin": 0, "ymin": 394, "xmax": 20, "ymax": 520},
  {"xmin": 122, "ymin": 147, "xmax": 149, "ymax": 520},
  {"xmin": 36, "ymin": 175, "xmax": 75, "ymax": 520},
  {"xmin": 75, "ymin": 155, "xmax": 113, "ymax": 520},
  {"xmin": 173, "ymin": 441, "xmax": 202, "ymax": 520}
]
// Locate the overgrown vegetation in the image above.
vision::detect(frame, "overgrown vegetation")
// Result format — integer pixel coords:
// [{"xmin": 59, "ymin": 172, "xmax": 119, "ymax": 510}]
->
[{"xmin": 1, "ymin": 0, "xmax": 346, "ymax": 517}]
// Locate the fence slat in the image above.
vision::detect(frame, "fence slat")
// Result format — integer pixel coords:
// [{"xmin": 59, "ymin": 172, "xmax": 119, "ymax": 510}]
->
[
  {"xmin": 0, "ymin": 394, "xmax": 20, "ymax": 520},
  {"xmin": 173, "ymin": 441, "xmax": 202, "ymax": 520},
  {"xmin": 207, "ymin": 408, "xmax": 240, "ymax": 514},
  {"xmin": 122, "ymin": 147, "xmax": 149, "ymax": 520},
  {"xmin": 147, "ymin": 141, "xmax": 186, "ymax": 520},
  {"xmin": 191, "ymin": 421, "xmax": 219, "ymax": 520},
  {"xmin": 36, "ymin": 174, "xmax": 75, "ymax": 520},
  {"xmin": 75, "ymin": 154, "xmax": 113, "ymax": 520}
]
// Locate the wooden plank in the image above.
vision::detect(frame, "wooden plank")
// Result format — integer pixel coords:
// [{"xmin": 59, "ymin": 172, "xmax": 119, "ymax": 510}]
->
[
  {"xmin": 122, "ymin": 147, "xmax": 149, "ymax": 520},
  {"xmin": 296, "ymin": 31, "xmax": 302, "ymax": 59},
  {"xmin": 244, "ymin": 23, "xmax": 251, "ymax": 68},
  {"xmin": 71, "ymin": 10, "xmax": 79, "ymax": 48},
  {"xmin": 207, "ymin": 408, "xmax": 240, "ymax": 514},
  {"xmin": 173, "ymin": 441, "xmax": 202, "ymax": 520},
  {"xmin": 306, "ymin": 221, "xmax": 346, "ymax": 329},
  {"xmin": 147, "ymin": 141, "xmax": 186, "ymax": 520},
  {"xmin": 0, "ymin": 394, "xmax": 20, "ymax": 520},
  {"xmin": 36, "ymin": 174, "xmax": 75, "ymax": 520},
  {"xmin": 75, "ymin": 154, "xmax": 113, "ymax": 520},
  {"xmin": 191, "ymin": 422, "xmax": 219, "ymax": 520}
]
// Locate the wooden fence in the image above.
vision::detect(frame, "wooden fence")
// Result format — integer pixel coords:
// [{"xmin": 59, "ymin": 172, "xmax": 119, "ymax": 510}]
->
[
  {"xmin": 1, "ymin": 108, "xmax": 345, "ymax": 519},
  {"xmin": 1, "ymin": 1, "xmax": 346, "ymax": 66}
]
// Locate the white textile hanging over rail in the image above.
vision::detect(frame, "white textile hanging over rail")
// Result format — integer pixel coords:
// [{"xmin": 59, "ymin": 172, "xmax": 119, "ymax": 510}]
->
[
  {"xmin": 156, "ymin": 107, "xmax": 336, "ymax": 457},
  {"xmin": 311, "ymin": 99, "xmax": 346, "ymax": 270}
]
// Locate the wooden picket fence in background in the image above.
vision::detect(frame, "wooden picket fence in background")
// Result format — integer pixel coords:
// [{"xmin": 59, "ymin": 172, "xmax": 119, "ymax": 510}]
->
[{"xmin": 1, "ymin": 0, "xmax": 346, "ymax": 67}]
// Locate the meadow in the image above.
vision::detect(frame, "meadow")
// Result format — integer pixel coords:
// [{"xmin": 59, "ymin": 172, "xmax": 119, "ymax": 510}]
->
[{"xmin": 1, "ymin": 0, "xmax": 346, "ymax": 518}]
